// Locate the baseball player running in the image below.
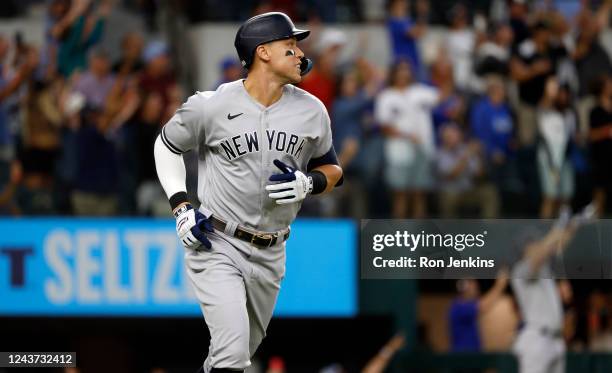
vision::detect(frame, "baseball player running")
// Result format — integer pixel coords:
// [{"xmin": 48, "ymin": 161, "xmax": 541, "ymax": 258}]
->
[
  {"xmin": 154, "ymin": 12, "xmax": 343, "ymax": 373},
  {"xmin": 511, "ymin": 204, "xmax": 595, "ymax": 373}
]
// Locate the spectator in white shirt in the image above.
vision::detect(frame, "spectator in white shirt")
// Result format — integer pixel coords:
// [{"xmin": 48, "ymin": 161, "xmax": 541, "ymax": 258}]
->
[
  {"xmin": 375, "ymin": 59, "xmax": 438, "ymax": 218},
  {"xmin": 446, "ymin": 3, "xmax": 477, "ymax": 93},
  {"xmin": 537, "ymin": 77, "xmax": 576, "ymax": 218}
]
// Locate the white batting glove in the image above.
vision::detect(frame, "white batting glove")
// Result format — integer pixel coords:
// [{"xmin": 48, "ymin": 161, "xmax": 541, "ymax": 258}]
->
[
  {"xmin": 174, "ymin": 204, "xmax": 213, "ymax": 250},
  {"xmin": 266, "ymin": 159, "xmax": 313, "ymax": 205}
]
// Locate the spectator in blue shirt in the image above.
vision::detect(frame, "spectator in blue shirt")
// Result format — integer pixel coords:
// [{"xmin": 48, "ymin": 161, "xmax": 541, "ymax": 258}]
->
[
  {"xmin": 471, "ymin": 78, "xmax": 514, "ymax": 161},
  {"xmin": 470, "ymin": 77, "xmax": 520, "ymax": 207},
  {"xmin": 386, "ymin": 0, "xmax": 428, "ymax": 81},
  {"xmin": 431, "ymin": 52, "xmax": 465, "ymax": 141},
  {"xmin": 71, "ymin": 106, "xmax": 119, "ymax": 216},
  {"xmin": 0, "ymin": 35, "xmax": 38, "ymax": 215},
  {"xmin": 329, "ymin": 63, "xmax": 381, "ymax": 218},
  {"xmin": 449, "ymin": 270, "xmax": 509, "ymax": 352}
]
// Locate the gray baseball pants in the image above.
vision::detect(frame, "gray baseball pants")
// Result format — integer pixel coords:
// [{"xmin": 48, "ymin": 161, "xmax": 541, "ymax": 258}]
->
[{"xmin": 185, "ymin": 228, "xmax": 286, "ymax": 372}]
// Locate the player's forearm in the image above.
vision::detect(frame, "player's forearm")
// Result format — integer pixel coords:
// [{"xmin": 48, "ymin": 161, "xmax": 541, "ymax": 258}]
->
[
  {"xmin": 313, "ymin": 164, "xmax": 343, "ymax": 194},
  {"xmin": 154, "ymin": 135, "xmax": 188, "ymax": 209}
]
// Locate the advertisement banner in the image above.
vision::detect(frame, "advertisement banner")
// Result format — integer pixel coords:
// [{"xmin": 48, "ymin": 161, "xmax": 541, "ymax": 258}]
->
[{"xmin": 0, "ymin": 219, "xmax": 356, "ymax": 317}]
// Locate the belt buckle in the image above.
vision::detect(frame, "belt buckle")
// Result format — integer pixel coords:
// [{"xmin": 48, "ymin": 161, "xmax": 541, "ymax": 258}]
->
[
  {"xmin": 257, "ymin": 232, "xmax": 279, "ymax": 247},
  {"xmin": 250, "ymin": 232, "xmax": 276, "ymax": 247}
]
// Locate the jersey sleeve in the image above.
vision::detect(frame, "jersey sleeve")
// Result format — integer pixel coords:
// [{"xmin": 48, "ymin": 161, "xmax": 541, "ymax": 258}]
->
[
  {"xmin": 312, "ymin": 103, "xmax": 334, "ymax": 159},
  {"xmin": 160, "ymin": 93, "xmax": 205, "ymax": 154}
]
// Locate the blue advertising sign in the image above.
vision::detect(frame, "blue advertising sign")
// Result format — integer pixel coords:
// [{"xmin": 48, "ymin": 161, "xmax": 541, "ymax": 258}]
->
[{"xmin": 0, "ymin": 219, "xmax": 356, "ymax": 317}]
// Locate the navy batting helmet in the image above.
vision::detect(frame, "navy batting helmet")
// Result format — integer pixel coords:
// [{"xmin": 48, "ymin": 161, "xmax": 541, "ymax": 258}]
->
[{"xmin": 234, "ymin": 12, "xmax": 313, "ymax": 75}]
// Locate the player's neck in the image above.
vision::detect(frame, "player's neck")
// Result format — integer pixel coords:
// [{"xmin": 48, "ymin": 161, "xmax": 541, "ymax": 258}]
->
[{"xmin": 243, "ymin": 72, "xmax": 285, "ymax": 108}]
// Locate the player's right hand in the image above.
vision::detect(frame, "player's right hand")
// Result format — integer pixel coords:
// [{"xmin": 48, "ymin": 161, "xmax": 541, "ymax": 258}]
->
[{"xmin": 174, "ymin": 204, "xmax": 213, "ymax": 250}]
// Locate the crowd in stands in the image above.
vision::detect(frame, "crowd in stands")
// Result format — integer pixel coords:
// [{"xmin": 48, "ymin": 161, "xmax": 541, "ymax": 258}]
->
[
  {"xmin": 0, "ymin": 0, "xmax": 611, "ymax": 220},
  {"xmin": 305, "ymin": 0, "xmax": 612, "ymax": 220},
  {"xmin": 0, "ymin": 0, "xmax": 180, "ymax": 216}
]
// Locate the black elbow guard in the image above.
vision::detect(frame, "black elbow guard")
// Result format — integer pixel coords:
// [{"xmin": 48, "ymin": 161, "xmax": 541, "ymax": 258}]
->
[{"xmin": 307, "ymin": 145, "xmax": 343, "ymax": 187}]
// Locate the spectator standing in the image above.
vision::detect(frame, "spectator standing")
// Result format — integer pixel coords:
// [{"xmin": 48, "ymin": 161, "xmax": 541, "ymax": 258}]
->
[
  {"xmin": 139, "ymin": 40, "xmax": 180, "ymax": 122},
  {"xmin": 19, "ymin": 76, "xmax": 65, "ymax": 214},
  {"xmin": 0, "ymin": 34, "xmax": 38, "ymax": 215},
  {"xmin": 445, "ymin": 3, "xmax": 476, "ymax": 93},
  {"xmin": 72, "ymin": 48, "xmax": 115, "ymax": 110},
  {"xmin": 470, "ymin": 77, "xmax": 518, "ymax": 213},
  {"xmin": 112, "ymin": 31, "xmax": 145, "ymax": 77},
  {"xmin": 508, "ymin": 0, "xmax": 530, "ymax": 49},
  {"xmin": 134, "ymin": 92, "xmax": 167, "ymax": 216},
  {"xmin": 573, "ymin": 3, "xmax": 612, "ymax": 143},
  {"xmin": 375, "ymin": 59, "xmax": 438, "ymax": 218},
  {"xmin": 299, "ymin": 28, "xmax": 346, "ymax": 112},
  {"xmin": 473, "ymin": 22, "xmax": 514, "ymax": 92},
  {"xmin": 449, "ymin": 270, "xmax": 509, "ymax": 352},
  {"xmin": 329, "ymin": 64, "xmax": 380, "ymax": 218},
  {"xmin": 54, "ymin": 0, "xmax": 114, "ymax": 77},
  {"xmin": 104, "ymin": 74, "xmax": 142, "ymax": 215},
  {"xmin": 436, "ymin": 123, "xmax": 499, "ymax": 218},
  {"xmin": 574, "ymin": 1, "xmax": 612, "ymax": 98},
  {"xmin": 510, "ymin": 21, "xmax": 567, "ymax": 147},
  {"xmin": 430, "ymin": 52, "xmax": 465, "ymax": 138},
  {"xmin": 68, "ymin": 48, "xmax": 121, "ymax": 216},
  {"xmin": 71, "ymin": 106, "xmax": 119, "ymax": 216},
  {"xmin": 386, "ymin": 0, "xmax": 427, "ymax": 81},
  {"xmin": 536, "ymin": 78, "xmax": 576, "ymax": 218},
  {"xmin": 589, "ymin": 75, "xmax": 612, "ymax": 216},
  {"xmin": 39, "ymin": 0, "xmax": 71, "ymax": 81}
]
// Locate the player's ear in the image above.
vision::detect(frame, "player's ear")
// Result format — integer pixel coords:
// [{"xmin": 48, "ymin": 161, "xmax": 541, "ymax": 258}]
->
[{"xmin": 255, "ymin": 44, "xmax": 272, "ymax": 64}]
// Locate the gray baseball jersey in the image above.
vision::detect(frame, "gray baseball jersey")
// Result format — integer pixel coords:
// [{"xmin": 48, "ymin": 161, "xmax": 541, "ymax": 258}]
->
[
  {"xmin": 511, "ymin": 259, "xmax": 563, "ymax": 330},
  {"xmin": 511, "ymin": 260, "xmax": 566, "ymax": 373},
  {"xmin": 161, "ymin": 79, "xmax": 332, "ymax": 232}
]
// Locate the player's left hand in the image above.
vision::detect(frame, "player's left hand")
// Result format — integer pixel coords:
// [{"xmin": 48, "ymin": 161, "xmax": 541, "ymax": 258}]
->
[{"xmin": 266, "ymin": 159, "xmax": 312, "ymax": 205}]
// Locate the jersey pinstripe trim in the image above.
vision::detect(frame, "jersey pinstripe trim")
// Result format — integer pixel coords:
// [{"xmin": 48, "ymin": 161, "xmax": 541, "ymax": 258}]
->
[{"xmin": 161, "ymin": 126, "xmax": 185, "ymax": 154}]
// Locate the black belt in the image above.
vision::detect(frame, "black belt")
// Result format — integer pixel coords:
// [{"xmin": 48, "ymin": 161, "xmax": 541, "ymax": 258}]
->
[
  {"xmin": 520, "ymin": 324, "xmax": 562, "ymax": 339},
  {"xmin": 210, "ymin": 216, "xmax": 290, "ymax": 248},
  {"xmin": 518, "ymin": 323, "xmax": 563, "ymax": 339},
  {"xmin": 539, "ymin": 327, "xmax": 563, "ymax": 339}
]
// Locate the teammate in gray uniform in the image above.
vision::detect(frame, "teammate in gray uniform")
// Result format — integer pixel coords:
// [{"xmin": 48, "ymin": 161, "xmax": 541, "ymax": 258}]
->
[
  {"xmin": 511, "ymin": 205, "xmax": 595, "ymax": 373},
  {"xmin": 153, "ymin": 12, "xmax": 343, "ymax": 373}
]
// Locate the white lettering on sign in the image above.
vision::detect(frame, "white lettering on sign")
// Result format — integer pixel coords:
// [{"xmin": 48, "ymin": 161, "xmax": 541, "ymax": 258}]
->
[
  {"xmin": 43, "ymin": 229, "xmax": 192, "ymax": 306},
  {"xmin": 44, "ymin": 230, "xmax": 73, "ymax": 304},
  {"xmin": 104, "ymin": 232, "xmax": 130, "ymax": 302},
  {"xmin": 124, "ymin": 232, "xmax": 149, "ymax": 303},
  {"xmin": 76, "ymin": 231, "xmax": 102, "ymax": 303}
]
